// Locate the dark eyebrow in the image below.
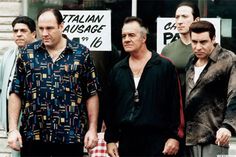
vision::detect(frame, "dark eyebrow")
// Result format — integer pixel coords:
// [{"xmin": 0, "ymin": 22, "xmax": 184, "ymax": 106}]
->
[
  {"xmin": 13, "ymin": 28, "xmax": 28, "ymax": 32},
  {"xmin": 38, "ymin": 26, "xmax": 55, "ymax": 29}
]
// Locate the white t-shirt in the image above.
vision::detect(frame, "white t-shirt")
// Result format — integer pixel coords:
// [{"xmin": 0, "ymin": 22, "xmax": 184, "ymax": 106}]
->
[
  {"xmin": 134, "ymin": 76, "xmax": 141, "ymax": 89},
  {"xmin": 194, "ymin": 64, "xmax": 207, "ymax": 83}
]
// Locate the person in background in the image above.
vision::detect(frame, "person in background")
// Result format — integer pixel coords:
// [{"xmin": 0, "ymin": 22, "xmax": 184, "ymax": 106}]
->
[
  {"xmin": 161, "ymin": 2, "xmax": 200, "ymax": 155},
  {"xmin": 161, "ymin": 1, "xmax": 200, "ymax": 101},
  {"xmin": 7, "ymin": 8, "xmax": 100, "ymax": 157},
  {"xmin": 0, "ymin": 15, "xmax": 36, "ymax": 157},
  {"xmin": 105, "ymin": 16, "xmax": 183, "ymax": 157},
  {"xmin": 185, "ymin": 20, "xmax": 236, "ymax": 157}
]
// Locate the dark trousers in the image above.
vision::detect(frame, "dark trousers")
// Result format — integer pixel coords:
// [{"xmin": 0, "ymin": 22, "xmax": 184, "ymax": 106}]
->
[
  {"xmin": 21, "ymin": 141, "xmax": 84, "ymax": 157},
  {"xmin": 118, "ymin": 128, "xmax": 179, "ymax": 157}
]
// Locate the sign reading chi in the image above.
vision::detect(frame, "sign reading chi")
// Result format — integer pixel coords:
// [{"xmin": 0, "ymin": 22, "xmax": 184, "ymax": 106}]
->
[{"xmin": 156, "ymin": 17, "xmax": 221, "ymax": 54}]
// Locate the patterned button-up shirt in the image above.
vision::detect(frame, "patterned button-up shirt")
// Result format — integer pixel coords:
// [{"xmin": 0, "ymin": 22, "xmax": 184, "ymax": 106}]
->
[
  {"xmin": 11, "ymin": 38, "xmax": 99, "ymax": 144},
  {"xmin": 185, "ymin": 44, "xmax": 236, "ymax": 145}
]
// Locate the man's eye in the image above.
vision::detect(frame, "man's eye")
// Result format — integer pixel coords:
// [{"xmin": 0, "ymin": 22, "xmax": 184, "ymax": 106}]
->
[{"xmin": 128, "ymin": 34, "xmax": 135, "ymax": 38}]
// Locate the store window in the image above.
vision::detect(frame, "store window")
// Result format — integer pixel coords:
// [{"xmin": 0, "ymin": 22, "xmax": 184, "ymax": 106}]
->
[{"xmin": 207, "ymin": 0, "xmax": 236, "ymax": 52}]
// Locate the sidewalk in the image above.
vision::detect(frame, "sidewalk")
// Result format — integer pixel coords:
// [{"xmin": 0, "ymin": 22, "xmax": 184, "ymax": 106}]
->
[{"xmin": 229, "ymin": 137, "xmax": 236, "ymax": 155}]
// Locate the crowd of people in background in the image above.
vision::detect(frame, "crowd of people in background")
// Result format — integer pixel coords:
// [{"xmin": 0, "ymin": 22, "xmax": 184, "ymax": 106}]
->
[{"xmin": 0, "ymin": 1, "xmax": 235, "ymax": 157}]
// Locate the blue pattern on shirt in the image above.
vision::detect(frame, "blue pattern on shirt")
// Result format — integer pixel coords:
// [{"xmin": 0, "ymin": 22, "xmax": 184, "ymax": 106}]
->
[{"xmin": 11, "ymin": 38, "xmax": 99, "ymax": 144}]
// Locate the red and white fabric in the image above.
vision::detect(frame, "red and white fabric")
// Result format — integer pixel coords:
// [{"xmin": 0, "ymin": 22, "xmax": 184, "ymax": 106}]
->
[{"xmin": 88, "ymin": 132, "xmax": 109, "ymax": 157}]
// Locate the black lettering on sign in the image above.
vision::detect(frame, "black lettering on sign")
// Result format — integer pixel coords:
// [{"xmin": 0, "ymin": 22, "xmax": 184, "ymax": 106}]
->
[
  {"xmin": 164, "ymin": 22, "xmax": 176, "ymax": 30},
  {"xmin": 163, "ymin": 32, "xmax": 180, "ymax": 44},
  {"xmin": 63, "ymin": 14, "xmax": 104, "ymax": 23},
  {"xmin": 90, "ymin": 37, "xmax": 102, "ymax": 48},
  {"xmin": 63, "ymin": 25, "xmax": 106, "ymax": 33},
  {"xmin": 63, "ymin": 14, "xmax": 75, "ymax": 23}
]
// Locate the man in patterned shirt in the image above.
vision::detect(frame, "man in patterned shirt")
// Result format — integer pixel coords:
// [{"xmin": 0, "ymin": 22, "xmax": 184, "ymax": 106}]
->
[{"xmin": 7, "ymin": 8, "xmax": 100, "ymax": 157}]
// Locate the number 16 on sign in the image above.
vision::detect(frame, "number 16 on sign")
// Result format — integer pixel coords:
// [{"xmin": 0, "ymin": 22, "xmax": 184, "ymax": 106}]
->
[{"xmin": 90, "ymin": 37, "xmax": 102, "ymax": 48}]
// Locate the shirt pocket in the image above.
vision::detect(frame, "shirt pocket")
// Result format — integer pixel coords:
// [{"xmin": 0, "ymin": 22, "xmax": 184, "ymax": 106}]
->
[{"xmin": 60, "ymin": 64, "xmax": 81, "ymax": 97}]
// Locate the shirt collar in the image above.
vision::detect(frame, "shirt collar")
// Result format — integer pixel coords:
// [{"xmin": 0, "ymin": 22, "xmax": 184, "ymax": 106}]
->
[
  {"xmin": 35, "ymin": 34, "xmax": 74, "ymax": 54},
  {"xmin": 118, "ymin": 51, "xmax": 162, "ymax": 69},
  {"xmin": 208, "ymin": 43, "xmax": 221, "ymax": 62}
]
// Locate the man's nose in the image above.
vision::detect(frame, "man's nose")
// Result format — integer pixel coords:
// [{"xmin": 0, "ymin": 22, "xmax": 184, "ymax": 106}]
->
[
  {"xmin": 41, "ymin": 29, "xmax": 49, "ymax": 36},
  {"xmin": 176, "ymin": 17, "xmax": 184, "ymax": 24},
  {"xmin": 123, "ymin": 36, "xmax": 130, "ymax": 42},
  {"xmin": 16, "ymin": 30, "xmax": 22, "ymax": 36},
  {"xmin": 195, "ymin": 43, "xmax": 202, "ymax": 50}
]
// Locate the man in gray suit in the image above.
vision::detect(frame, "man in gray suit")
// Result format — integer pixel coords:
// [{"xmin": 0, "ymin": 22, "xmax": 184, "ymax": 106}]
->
[{"xmin": 0, "ymin": 16, "xmax": 36, "ymax": 154}]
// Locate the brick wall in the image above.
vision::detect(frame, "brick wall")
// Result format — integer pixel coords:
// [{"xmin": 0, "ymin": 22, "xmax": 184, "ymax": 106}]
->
[{"xmin": 0, "ymin": 1, "xmax": 22, "ymax": 56}]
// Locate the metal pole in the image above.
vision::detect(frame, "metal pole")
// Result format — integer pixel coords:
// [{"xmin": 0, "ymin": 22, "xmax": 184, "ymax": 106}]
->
[
  {"xmin": 198, "ymin": 0, "xmax": 208, "ymax": 17},
  {"xmin": 132, "ymin": 0, "xmax": 137, "ymax": 16},
  {"xmin": 22, "ymin": 0, "xmax": 28, "ymax": 16}
]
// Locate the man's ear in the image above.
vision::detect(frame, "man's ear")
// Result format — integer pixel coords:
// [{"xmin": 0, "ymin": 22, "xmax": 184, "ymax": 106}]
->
[
  {"xmin": 195, "ymin": 17, "xmax": 200, "ymax": 22},
  {"xmin": 32, "ymin": 31, "xmax": 37, "ymax": 39},
  {"xmin": 212, "ymin": 36, "xmax": 216, "ymax": 43},
  {"xmin": 142, "ymin": 34, "xmax": 147, "ymax": 43},
  {"xmin": 59, "ymin": 22, "xmax": 64, "ymax": 32}
]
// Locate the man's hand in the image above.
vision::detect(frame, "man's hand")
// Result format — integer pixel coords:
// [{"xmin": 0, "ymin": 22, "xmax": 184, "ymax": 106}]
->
[
  {"xmin": 84, "ymin": 129, "xmax": 98, "ymax": 150},
  {"xmin": 7, "ymin": 129, "xmax": 22, "ymax": 151},
  {"xmin": 162, "ymin": 138, "xmax": 179, "ymax": 155},
  {"xmin": 215, "ymin": 128, "xmax": 231, "ymax": 146},
  {"xmin": 107, "ymin": 143, "xmax": 119, "ymax": 157}
]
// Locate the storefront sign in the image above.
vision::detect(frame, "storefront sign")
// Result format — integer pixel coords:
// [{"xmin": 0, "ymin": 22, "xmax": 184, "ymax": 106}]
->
[
  {"xmin": 60, "ymin": 10, "xmax": 111, "ymax": 51},
  {"xmin": 156, "ymin": 18, "xmax": 221, "ymax": 54}
]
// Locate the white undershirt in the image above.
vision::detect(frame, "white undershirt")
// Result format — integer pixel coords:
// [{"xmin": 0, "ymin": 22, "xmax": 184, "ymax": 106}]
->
[
  {"xmin": 134, "ymin": 76, "xmax": 141, "ymax": 89},
  {"xmin": 194, "ymin": 64, "xmax": 207, "ymax": 83}
]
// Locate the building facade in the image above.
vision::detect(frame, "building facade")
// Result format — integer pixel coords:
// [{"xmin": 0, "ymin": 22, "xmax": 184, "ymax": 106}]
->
[{"xmin": 0, "ymin": 0, "xmax": 236, "ymax": 156}]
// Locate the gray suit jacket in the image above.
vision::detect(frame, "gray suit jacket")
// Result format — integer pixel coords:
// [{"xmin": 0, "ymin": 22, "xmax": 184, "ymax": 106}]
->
[{"xmin": 0, "ymin": 46, "xmax": 18, "ymax": 132}]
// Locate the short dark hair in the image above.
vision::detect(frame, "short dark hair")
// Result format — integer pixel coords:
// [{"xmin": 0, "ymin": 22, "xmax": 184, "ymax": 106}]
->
[
  {"xmin": 12, "ymin": 16, "xmax": 36, "ymax": 32},
  {"xmin": 176, "ymin": 1, "xmax": 200, "ymax": 20},
  {"xmin": 37, "ymin": 8, "xmax": 63, "ymax": 25},
  {"xmin": 123, "ymin": 16, "xmax": 148, "ymax": 34},
  {"xmin": 123, "ymin": 16, "xmax": 144, "ymax": 26},
  {"xmin": 189, "ymin": 21, "xmax": 215, "ymax": 40}
]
